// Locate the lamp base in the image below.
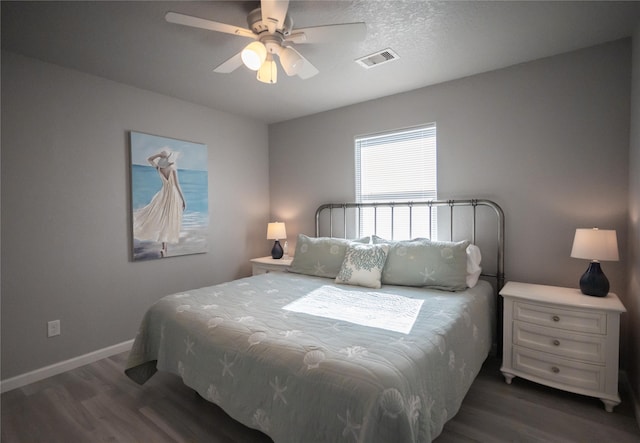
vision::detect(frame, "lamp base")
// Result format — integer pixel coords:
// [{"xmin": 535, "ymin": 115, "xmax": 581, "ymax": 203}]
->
[
  {"xmin": 579, "ymin": 261, "xmax": 609, "ymax": 297},
  {"xmin": 271, "ymin": 240, "xmax": 283, "ymax": 259}
]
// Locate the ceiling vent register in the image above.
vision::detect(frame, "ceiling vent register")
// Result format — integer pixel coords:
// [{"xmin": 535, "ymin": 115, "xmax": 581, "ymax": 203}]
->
[{"xmin": 355, "ymin": 48, "xmax": 399, "ymax": 69}]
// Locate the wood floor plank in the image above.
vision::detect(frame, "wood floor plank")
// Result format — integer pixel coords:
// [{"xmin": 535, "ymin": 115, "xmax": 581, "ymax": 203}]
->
[
  {"xmin": 40, "ymin": 384, "xmax": 98, "ymax": 435},
  {"xmin": 2, "ymin": 353, "xmax": 639, "ymax": 443},
  {"xmin": 81, "ymin": 391, "xmax": 175, "ymax": 443},
  {"xmin": 470, "ymin": 361, "xmax": 640, "ymax": 438},
  {"xmin": 449, "ymin": 402, "xmax": 586, "ymax": 443},
  {"xmin": 13, "ymin": 388, "xmax": 93, "ymax": 443}
]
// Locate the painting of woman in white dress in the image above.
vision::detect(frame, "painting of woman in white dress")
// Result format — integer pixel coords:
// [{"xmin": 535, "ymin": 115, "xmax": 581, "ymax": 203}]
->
[{"xmin": 130, "ymin": 132, "xmax": 208, "ymax": 260}]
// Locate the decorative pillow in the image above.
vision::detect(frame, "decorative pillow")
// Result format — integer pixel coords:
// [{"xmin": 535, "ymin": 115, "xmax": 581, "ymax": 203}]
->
[
  {"xmin": 289, "ymin": 234, "xmax": 369, "ymax": 278},
  {"xmin": 466, "ymin": 244, "xmax": 482, "ymax": 288},
  {"xmin": 335, "ymin": 243, "xmax": 389, "ymax": 289},
  {"xmin": 373, "ymin": 237, "xmax": 470, "ymax": 291}
]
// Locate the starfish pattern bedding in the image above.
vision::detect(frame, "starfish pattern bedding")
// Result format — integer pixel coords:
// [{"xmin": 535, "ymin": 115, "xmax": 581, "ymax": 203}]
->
[{"xmin": 126, "ymin": 273, "xmax": 494, "ymax": 442}]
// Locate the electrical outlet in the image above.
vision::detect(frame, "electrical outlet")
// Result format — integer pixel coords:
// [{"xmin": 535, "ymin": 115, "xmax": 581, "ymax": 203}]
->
[{"xmin": 47, "ymin": 320, "xmax": 60, "ymax": 337}]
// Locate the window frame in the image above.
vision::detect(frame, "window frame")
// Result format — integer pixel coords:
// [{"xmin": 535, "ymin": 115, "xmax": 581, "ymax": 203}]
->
[{"xmin": 354, "ymin": 123, "xmax": 437, "ymax": 240}]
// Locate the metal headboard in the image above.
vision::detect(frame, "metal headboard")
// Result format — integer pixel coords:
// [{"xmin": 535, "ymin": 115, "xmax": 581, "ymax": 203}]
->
[{"xmin": 315, "ymin": 199, "xmax": 505, "ymax": 291}]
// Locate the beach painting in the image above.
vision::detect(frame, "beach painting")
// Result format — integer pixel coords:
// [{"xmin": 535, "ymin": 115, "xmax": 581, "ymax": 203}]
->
[{"xmin": 130, "ymin": 131, "xmax": 208, "ymax": 261}]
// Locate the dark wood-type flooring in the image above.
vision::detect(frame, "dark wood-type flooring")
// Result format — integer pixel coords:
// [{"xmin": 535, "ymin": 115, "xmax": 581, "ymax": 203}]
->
[{"xmin": 2, "ymin": 352, "xmax": 639, "ymax": 442}]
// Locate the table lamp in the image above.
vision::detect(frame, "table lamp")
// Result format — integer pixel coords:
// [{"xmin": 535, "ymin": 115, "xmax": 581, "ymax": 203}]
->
[
  {"xmin": 570, "ymin": 228, "xmax": 619, "ymax": 297},
  {"xmin": 267, "ymin": 222, "xmax": 287, "ymax": 259}
]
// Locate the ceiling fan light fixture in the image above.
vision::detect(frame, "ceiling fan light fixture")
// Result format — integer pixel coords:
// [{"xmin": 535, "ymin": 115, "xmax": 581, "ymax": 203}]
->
[
  {"xmin": 165, "ymin": 3, "xmax": 365, "ymax": 83},
  {"xmin": 257, "ymin": 54, "xmax": 277, "ymax": 84},
  {"xmin": 279, "ymin": 46, "xmax": 304, "ymax": 76},
  {"xmin": 241, "ymin": 41, "xmax": 267, "ymax": 71}
]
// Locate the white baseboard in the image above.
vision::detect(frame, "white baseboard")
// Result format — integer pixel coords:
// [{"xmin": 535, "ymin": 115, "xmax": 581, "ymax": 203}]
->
[{"xmin": 0, "ymin": 339, "xmax": 134, "ymax": 393}]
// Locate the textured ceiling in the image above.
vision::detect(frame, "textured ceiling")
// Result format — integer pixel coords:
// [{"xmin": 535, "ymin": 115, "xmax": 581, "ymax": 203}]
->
[{"xmin": 3, "ymin": 1, "xmax": 640, "ymax": 124}]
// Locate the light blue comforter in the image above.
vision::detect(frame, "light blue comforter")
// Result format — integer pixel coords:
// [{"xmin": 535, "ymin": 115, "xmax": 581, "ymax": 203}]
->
[{"xmin": 126, "ymin": 273, "xmax": 494, "ymax": 442}]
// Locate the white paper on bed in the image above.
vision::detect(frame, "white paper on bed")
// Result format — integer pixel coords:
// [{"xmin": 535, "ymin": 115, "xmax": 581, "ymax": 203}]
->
[{"xmin": 283, "ymin": 285, "xmax": 424, "ymax": 334}]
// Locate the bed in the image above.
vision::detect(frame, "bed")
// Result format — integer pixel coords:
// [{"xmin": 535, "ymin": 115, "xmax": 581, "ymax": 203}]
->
[{"xmin": 126, "ymin": 199, "xmax": 505, "ymax": 442}]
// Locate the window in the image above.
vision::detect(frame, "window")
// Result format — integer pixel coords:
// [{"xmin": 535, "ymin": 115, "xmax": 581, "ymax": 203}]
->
[{"xmin": 355, "ymin": 124, "xmax": 437, "ymax": 240}]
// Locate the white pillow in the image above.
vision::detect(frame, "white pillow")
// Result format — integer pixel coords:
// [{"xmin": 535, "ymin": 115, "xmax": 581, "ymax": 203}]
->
[
  {"xmin": 466, "ymin": 244, "xmax": 482, "ymax": 288},
  {"xmin": 335, "ymin": 243, "xmax": 390, "ymax": 289}
]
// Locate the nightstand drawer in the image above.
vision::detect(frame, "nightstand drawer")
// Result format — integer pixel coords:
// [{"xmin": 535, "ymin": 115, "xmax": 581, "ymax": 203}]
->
[
  {"xmin": 514, "ymin": 301, "xmax": 606, "ymax": 334},
  {"xmin": 513, "ymin": 346, "xmax": 605, "ymax": 392},
  {"xmin": 513, "ymin": 321, "xmax": 606, "ymax": 363}
]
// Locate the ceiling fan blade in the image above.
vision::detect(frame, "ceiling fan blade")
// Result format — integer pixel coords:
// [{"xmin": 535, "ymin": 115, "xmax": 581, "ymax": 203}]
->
[
  {"xmin": 289, "ymin": 48, "xmax": 319, "ymax": 79},
  {"xmin": 286, "ymin": 22, "xmax": 366, "ymax": 44},
  {"xmin": 261, "ymin": 0, "xmax": 289, "ymax": 33},
  {"xmin": 213, "ymin": 52, "xmax": 244, "ymax": 74},
  {"xmin": 165, "ymin": 12, "xmax": 255, "ymax": 39}
]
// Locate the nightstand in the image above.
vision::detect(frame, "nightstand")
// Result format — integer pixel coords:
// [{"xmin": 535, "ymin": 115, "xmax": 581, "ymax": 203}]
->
[
  {"xmin": 250, "ymin": 256, "xmax": 293, "ymax": 275},
  {"xmin": 500, "ymin": 281, "xmax": 626, "ymax": 412}
]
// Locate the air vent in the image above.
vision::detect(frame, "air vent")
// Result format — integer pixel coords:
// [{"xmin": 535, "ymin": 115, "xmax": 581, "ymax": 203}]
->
[{"xmin": 355, "ymin": 48, "xmax": 399, "ymax": 69}]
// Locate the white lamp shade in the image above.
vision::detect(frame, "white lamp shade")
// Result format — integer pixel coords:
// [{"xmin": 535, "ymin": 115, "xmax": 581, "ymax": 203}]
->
[
  {"xmin": 267, "ymin": 222, "xmax": 286, "ymax": 240},
  {"xmin": 257, "ymin": 54, "xmax": 277, "ymax": 84},
  {"xmin": 570, "ymin": 228, "xmax": 619, "ymax": 261},
  {"xmin": 279, "ymin": 47, "xmax": 304, "ymax": 76},
  {"xmin": 241, "ymin": 41, "xmax": 267, "ymax": 71}
]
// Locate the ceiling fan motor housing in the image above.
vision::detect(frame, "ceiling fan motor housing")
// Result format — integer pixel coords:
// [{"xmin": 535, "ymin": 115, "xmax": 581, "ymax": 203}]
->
[
  {"xmin": 261, "ymin": 35, "xmax": 285, "ymax": 54},
  {"xmin": 247, "ymin": 8, "xmax": 293, "ymax": 36}
]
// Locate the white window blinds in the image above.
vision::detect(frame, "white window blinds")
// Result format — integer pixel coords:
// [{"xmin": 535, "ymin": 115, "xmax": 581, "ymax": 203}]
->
[{"xmin": 355, "ymin": 124, "xmax": 437, "ymax": 239}]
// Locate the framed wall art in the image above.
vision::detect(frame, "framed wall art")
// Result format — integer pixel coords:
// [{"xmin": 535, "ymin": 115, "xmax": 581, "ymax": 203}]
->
[{"xmin": 130, "ymin": 131, "xmax": 208, "ymax": 260}]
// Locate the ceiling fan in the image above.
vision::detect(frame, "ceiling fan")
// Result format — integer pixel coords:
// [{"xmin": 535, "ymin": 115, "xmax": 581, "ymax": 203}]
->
[{"xmin": 165, "ymin": 0, "xmax": 366, "ymax": 84}]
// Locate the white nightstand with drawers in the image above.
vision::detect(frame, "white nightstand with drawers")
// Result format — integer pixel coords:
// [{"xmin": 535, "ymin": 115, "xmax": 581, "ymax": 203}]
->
[
  {"xmin": 500, "ymin": 281, "xmax": 626, "ymax": 412},
  {"xmin": 250, "ymin": 256, "xmax": 293, "ymax": 275}
]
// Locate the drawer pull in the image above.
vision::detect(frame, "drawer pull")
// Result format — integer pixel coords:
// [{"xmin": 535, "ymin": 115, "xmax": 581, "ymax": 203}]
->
[
  {"xmin": 551, "ymin": 366, "xmax": 560, "ymax": 374},
  {"xmin": 553, "ymin": 339, "xmax": 560, "ymax": 346},
  {"xmin": 552, "ymin": 315, "xmax": 560, "ymax": 322}
]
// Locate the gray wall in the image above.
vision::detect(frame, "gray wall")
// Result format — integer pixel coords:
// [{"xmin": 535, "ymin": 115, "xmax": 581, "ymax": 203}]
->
[
  {"xmin": 1, "ymin": 51, "xmax": 270, "ymax": 379},
  {"xmin": 3, "ymin": 36, "xmax": 638, "ymax": 405},
  {"xmin": 270, "ymin": 40, "xmax": 631, "ymax": 362},
  {"xmin": 629, "ymin": 25, "xmax": 640, "ymax": 412}
]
